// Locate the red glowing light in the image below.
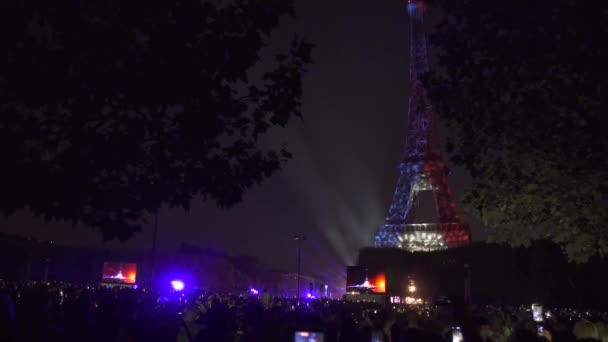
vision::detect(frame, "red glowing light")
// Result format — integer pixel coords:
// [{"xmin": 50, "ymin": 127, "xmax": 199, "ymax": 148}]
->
[
  {"xmin": 373, "ymin": 273, "xmax": 387, "ymax": 293},
  {"xmin": 378, "ymin": 281, "xmax": 386, "ymax": 292}
]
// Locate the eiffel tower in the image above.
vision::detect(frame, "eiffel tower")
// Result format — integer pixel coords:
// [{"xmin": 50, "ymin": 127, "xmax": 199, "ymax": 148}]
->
[{"xmin": 374, "ymin": 0, "xmax": 471, "ymax": 251}]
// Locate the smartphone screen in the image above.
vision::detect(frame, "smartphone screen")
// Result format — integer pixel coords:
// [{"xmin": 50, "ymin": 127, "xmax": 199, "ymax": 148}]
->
[
  {"xmin": 452, "ymin": 327, "xmax": 463, "ymax": 342},
  {"xmin": 532, "ymin": 304, "xmax": 543, "ymax": 323},
  {"xmin": 294, "ymin": 331, "xmax": 325, "ymax": 342}
]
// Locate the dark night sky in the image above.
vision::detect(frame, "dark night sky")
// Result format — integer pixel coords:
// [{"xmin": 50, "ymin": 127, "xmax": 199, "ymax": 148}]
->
[{"xmin": 0, "ymin": 0, "xmax": 484, "ymax": 285}]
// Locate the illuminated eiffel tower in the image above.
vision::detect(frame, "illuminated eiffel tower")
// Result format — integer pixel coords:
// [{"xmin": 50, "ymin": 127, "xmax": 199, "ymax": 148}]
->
[{"xmin": 374, "ymin": 0, "xmax": 471, "ymax": 251}]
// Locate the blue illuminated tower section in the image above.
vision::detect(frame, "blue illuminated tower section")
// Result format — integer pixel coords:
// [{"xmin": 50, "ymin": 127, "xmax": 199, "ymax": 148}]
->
[{"xmin": 374, "ymin": 0, "xmax": 471, "ymax": 251}]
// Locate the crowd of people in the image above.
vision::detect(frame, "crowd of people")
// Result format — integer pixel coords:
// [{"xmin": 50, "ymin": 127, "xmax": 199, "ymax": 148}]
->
[{"xmin": 0, "ymin": 280, "xmax": 607, "ymax": 342}]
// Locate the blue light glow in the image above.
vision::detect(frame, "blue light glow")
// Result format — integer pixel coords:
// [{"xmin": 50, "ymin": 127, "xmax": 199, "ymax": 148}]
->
[
  {"xmin": 249, "ymin": 288, "xmax": 259, "ymax": 295},
  {"xmin": 171, "ymin": 280, "xmax": 185, "ymax": 291}
]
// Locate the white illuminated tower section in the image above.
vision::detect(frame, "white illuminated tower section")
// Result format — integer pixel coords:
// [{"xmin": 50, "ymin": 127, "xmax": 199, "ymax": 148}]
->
[{"xmin": 374, "ymin": 0, "xmax": 471, "ymax": 251}]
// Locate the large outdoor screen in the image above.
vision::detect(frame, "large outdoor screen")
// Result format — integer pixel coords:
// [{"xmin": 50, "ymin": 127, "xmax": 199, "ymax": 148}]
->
[
  {"xmin": 102, "ymin": 262, "xmax": 137, "ymax": 284},
  {"xmin": 346, "ymin": 266, "xmax": 386, "ymax": 293}
]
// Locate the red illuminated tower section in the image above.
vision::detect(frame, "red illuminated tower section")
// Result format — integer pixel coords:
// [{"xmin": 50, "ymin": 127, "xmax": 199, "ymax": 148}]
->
[{"xmin": 374, "ymin": 0, "xmax": 471, "ymax": 251}]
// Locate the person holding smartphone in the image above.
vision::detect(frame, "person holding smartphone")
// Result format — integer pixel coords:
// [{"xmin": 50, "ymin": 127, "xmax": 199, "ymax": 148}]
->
[
  {"xmin": 531, "ymin": 304, "xmax": 556, "ymax": 341},
  {"xmin": 532, "ymin": 304, "xmax": 544, "ymax": 337}
]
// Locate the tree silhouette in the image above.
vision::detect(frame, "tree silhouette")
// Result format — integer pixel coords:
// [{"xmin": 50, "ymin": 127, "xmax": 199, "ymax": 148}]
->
[
  {"xmin": 424, "ymin": 0, "xmax": 607, "ymax": 262},
  {"xmin": 0, "ymin": 0, "xmax": 312, "ymax": 240}
]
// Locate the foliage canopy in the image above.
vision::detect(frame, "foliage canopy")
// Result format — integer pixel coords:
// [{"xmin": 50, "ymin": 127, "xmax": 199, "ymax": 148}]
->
[
  {"xmin": 0, "ymin": 0, "xmax": 312, "ymax": 240},
  {"xmin": 425, "ymin": 0, "xmax": 607, "ymax": 262}
]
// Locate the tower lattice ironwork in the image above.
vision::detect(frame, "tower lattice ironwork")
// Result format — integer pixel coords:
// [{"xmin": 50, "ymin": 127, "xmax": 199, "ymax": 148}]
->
[{"xmin": 374, "ymin": 0, "xmax": 471, "ymax": 251}]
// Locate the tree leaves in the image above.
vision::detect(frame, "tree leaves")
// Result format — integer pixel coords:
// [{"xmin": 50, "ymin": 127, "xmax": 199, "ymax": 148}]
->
[
  {"xmin": 425, "ymin": 0, "xmax": 608, "ymax": 262},
  {"xmin": 0, "ymin": 0, "xmax": 312, "ymax": 240}
]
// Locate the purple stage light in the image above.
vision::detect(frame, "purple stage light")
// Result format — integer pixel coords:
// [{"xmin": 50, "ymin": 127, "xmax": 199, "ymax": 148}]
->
[
  {"xmin": 250, "ymin": 288, "xmax": 259, "ymax": 295},
  {"xmin": 132, "ymin": 284, "xmax": 139, "ymax": 290},
  {"xmin": 306, "ymin": 293, "xmax": 312, "ymax": 299},
  {"xmin": 171, "ymin": 280, "xmax": 185, "ymax": 291}
]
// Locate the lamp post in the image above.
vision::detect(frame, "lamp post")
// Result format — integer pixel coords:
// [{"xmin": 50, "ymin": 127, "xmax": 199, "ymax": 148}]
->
[
  {"xmin": 150, "ymin": 212, "xmax": 159, "ymax": 289},
  {"xmin": 293, "ymin": 234, "xmax": 306, "ymax": 298},
  {"xmin": 464, "ymin": 263, "xmax": 471, "ymax": 306}
]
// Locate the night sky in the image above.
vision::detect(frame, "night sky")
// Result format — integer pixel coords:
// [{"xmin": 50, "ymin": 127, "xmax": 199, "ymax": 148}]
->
[{"xmin": 0, "ymin": 0, "xmax": 484, "ymax": 284}]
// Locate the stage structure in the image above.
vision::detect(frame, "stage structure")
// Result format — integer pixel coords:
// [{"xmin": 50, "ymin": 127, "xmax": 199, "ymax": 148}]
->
[{"xmin": 374, "ymin": 0, "xmax": 471, "ymax": 251}]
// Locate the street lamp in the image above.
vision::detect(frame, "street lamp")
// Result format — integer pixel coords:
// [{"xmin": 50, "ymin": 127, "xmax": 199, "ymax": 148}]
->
[
  {"xmin": 464, "ymin": 263, "xmax": 471, "ymax": 306},
  {"xmin": 150, "ymin": 211, "xmax": 160, "ymax": 289},
  {"xmin": 293, "ymin": 233, "xmax": 306, "ymax": 298}
]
